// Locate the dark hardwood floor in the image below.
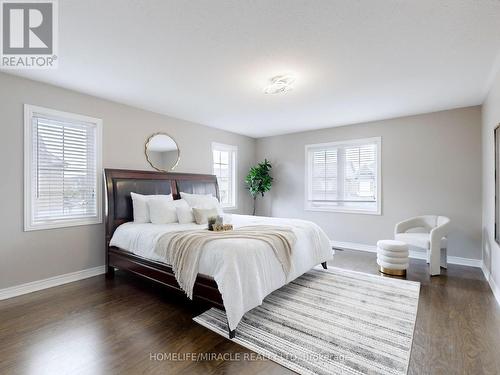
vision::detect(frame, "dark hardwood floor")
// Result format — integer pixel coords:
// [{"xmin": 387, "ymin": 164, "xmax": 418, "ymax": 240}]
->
[{"xmin": 1, "ymin": 250, "xmax": 499, "ymax": 375}]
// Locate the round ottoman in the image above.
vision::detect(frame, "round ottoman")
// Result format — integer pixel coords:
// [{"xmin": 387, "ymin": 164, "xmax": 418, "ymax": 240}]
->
[{"xmin": 376, "ymin": 240, "xmax": 409, "ymax": 276}]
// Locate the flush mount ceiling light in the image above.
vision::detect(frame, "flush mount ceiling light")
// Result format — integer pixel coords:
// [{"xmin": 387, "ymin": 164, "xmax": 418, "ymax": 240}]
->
[{"xmin": 263, "ymin": 74, "xmax": 296, "ymax": 94}]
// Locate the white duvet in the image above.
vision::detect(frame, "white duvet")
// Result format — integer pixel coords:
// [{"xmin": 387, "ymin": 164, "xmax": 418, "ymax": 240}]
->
[{"xmin": 110, "ymin": 214, "xmax": 333, "ymax": 330}]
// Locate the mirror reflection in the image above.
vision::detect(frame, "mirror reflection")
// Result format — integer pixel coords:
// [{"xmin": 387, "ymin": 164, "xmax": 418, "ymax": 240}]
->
[{"xmin": 145, "ymin": 133, "xmax": 180, "ymax": 172}]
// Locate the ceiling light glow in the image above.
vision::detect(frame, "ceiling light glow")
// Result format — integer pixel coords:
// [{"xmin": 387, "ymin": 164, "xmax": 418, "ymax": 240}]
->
[{"xmin": 263, "ymin": 74, "xmax": 296, "ymax": 94}]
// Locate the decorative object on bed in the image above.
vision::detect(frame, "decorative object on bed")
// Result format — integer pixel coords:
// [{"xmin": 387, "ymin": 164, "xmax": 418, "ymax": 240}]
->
[
  {"xmin": 394, "ymin": 215, "xmax": 450, "ymax": 276},
  {"xmin": 145, "ymin": 133, "xmax": 180, "ymax": 172},
  {"xmin": 212, "ymin": 223, "xmax": 224, "ymax": 231},
  {"xmin": 194, "ymin": 267, "xmax": 420, "ymax": 375},
  {"xmin": 207, "ymin": 215, "xmax": 217, "ymax": 230},
  {"xmin": 245, "ymin": 159, "xmax": 273, "ymax": 215},
  {"xmin": 207, "ymin": 215, "xmax": 223, "ymax": 230},
  {"xmin": 212, "ymin": 223, "xmax": 233, "ymax": 231},
  {"xmin": 376, "ymin": 240, "xmax": 409, "ymax": 276}
]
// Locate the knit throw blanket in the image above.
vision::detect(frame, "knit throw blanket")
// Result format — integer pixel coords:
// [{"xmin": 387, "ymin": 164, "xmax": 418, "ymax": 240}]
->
[{"xmin": 154, "ymin": 225, "xmax": 297, "ymax": 299}]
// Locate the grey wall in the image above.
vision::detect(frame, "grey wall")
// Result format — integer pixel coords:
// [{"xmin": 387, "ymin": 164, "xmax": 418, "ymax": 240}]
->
[
  {"xmin": 0, "ymin": 72, "xmax": 255, "ymax": 289},
  {"xmin": 0, "ymin": 71, "xmax": 485, "ymax": 291},
  {"xmin": 482, "ymin": 67, "xmax": 500, "ymax": 292},
  {"xmin": 256, "ymin": 107, "xmax": 482, "ymax": 260}
]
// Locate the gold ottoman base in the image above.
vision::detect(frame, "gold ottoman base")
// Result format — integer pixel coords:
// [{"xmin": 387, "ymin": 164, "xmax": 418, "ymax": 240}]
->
[{"xmin": 379, "ymin": 266, "xmax": 406, "ymax": 276}]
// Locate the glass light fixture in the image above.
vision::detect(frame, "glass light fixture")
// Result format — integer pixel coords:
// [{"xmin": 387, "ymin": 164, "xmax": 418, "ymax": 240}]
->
[{"xmin": 263, "ymin": 74, "xmax": 296, "ymax": 94}]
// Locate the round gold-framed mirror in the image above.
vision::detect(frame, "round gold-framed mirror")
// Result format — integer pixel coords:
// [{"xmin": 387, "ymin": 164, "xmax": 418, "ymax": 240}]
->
[{"xmin": 145, "ymin": 133, "xmax": 180, "ymax": 172}]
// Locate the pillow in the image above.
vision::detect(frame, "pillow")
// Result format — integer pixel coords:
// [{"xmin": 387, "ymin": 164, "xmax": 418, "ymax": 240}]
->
[
  {"xmin": 176, "ymin": 206, "xmax": 195, "ymax": 224},
  {"xmin": 192, "ymin": 207, "xmax": 219, "ymax": 225},
  {"xmin": 148, "ymin": 198, "xmax": 189, "ymax": 224},
  {"xmin": 180, "ymin": 192, "xmax": 223, "ymax": 215},
  {"xmin": 131, "ymin": 192, "xmax": 173, "ymax": 223}
]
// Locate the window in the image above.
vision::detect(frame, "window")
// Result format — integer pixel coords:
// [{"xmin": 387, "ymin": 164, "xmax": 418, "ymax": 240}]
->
[
  {"xmin": 212, "ymin": 142, "xmax": 237, "ymax": 209},
  {"xmin": 305, "ymin": 137, "xmax": 381, "ymax": 214},
  {"xmin": 24, "ymin": 105, "xmax": 103, "ymax": 231}
]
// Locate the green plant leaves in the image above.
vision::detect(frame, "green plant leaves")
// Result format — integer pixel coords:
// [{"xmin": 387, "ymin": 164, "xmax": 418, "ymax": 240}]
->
[{"xmin": 245, "ymin": 159, "xmax": 273, "ymax": 198}]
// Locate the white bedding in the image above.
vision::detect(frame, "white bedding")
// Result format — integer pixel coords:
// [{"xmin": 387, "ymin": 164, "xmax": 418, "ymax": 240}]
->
[{"xmin": 110, "ymin": 214, "xmax": 333, "ymax": 330}]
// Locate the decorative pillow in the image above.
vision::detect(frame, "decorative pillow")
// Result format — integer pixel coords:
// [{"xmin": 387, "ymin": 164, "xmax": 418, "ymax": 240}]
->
[
  {"xmin": 148, "ymin": 198, "xmax": 189, "ymax": 224},
  {"xmin": 176, "ymin": 206, "xmax": 195, "ymax": 224},
  {"xmin": 192, "ymin": 207, "xmax": 219, "ymax": 225},
  {"xmin": 180, "ymin": 192, "xmax": 223, "ymax": 215},
  {"xmin": 131, "ymin": 192, "xmax": 173, "ymax": 223}
]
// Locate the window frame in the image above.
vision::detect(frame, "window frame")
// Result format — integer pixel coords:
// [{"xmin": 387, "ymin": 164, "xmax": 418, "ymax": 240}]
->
[
  {"xmin": 211, "ymin": 142, "xmax": 237, "ymax": 210},
  {"xmin": 24, "ymin": 104, "xmax": 103, "ymax": 231},
  {"xmin": 304, "ymin": 136, "xmax": 382, "ymax": 215}
]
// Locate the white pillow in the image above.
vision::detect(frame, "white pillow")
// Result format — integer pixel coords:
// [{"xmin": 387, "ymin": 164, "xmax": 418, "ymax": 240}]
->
[
  {"xmin": 192, "ymin": 207, "xmax": 219, "ymax": 225},
  {"xmin": 148, "ymin": 198, "xmax": 189, "ymax": 224},
  {"xmin": 131, "ymin": 192, "xmax": 173, "ymax": 223},
  {"xmin": 176, "ymin": 206, "xmax": 195, "ymax": 224},
  {"xmin": 180, "ymin": 192, "xmax": 223, "ymax": 215}
]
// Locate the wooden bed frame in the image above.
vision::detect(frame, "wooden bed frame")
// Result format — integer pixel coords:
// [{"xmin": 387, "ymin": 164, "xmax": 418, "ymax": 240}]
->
[
  {"xmin": 104, "ymin": 168, "xmax": 327, "ymax": 338},
  {"xmin": 104, "ymin": 169, "xmax": 231, "ymax": 328}
]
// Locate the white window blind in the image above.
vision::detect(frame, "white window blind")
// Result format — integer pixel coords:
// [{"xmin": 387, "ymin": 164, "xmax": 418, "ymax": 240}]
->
[
  {"xmin": 25, "ymin": 105, "xmax": 102, "ymax": 230},
  {"xmin": 306, "ymin": 137, "xmax": 381, "ymax": 214},
  {"xmin": 212, "ymin": 142, "xmax": 237, "ymax": 209}
]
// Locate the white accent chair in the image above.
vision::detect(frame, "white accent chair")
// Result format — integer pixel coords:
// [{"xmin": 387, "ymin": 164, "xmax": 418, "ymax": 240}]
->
[{"xmin": 394, "ymin": 215, "xmax": 451, "ymax": 276}]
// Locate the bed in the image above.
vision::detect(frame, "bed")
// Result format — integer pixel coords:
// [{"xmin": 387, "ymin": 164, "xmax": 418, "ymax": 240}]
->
[{"xmin": 104, "ymin": 168, "xmax": 333, "ymax": 337}]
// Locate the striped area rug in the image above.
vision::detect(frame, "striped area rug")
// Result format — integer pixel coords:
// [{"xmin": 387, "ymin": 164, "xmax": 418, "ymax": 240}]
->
[{"xmin": 194, "ymin": 267, "xmax": 420, "ymax": 375}]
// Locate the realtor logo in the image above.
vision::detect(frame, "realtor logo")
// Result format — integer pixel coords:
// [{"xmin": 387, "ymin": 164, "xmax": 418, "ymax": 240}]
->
[{"xmin": 1, "ymin": 0, "xmax": 58, "ymax": 68}]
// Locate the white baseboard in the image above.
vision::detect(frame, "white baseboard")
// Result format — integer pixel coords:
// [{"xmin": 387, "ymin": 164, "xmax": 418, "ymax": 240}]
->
[
  {"xmin": 0, "ymin": 265, "xmax": 106, "ymax": 301},
  {"xmin": 481, "ymin": 264, "xmax": 500, "ymax": 306},
  {"xmin": 331, "ymin": 240, "xmax": 482, "ymax": 268},
  {"xmin": 444, "ymin": 255, "xmax": 483, "ymax": 268},
  {"xmin": 331, "ymin": 241, "xmax": 376, "ymax": 254},
  {"xmin": 329, "ymin": 240, "xmax": 336, "ymax": 255}
]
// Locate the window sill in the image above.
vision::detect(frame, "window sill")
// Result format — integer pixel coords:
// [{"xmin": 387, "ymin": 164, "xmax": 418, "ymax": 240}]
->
[
  {"xmin": 222, "ymin": 206, "xmax": 238, "ymax": 211},
  {"xmin": 24, "ymin": 217, "xmax": 103, "ymax": 231},
  {"xmin": 304, "ymin": 206, "xmax": 381, "ymax": 215}
]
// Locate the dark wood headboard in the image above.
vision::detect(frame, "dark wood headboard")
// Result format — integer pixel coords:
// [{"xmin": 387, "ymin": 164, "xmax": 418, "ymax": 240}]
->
[{"xmin": 104, "ymin": 169, "xmax": 219, "ymax": 243}]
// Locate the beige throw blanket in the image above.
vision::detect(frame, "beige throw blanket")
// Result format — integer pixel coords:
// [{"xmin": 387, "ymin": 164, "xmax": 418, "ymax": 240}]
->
[{"xmin": 154, "ymin": 225, "xmax": 296, "ymax": 299}]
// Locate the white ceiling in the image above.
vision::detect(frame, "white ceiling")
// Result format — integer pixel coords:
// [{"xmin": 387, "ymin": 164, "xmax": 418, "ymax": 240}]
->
[{"xmin": 5, "ymin": 0, "xmax": 500, "ymax": 138}]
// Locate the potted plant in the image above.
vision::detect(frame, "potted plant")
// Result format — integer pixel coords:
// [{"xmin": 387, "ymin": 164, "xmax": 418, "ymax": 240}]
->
[{"xmin": 245, "ymin": 159, "xmax": 273, "ymax": 215}]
